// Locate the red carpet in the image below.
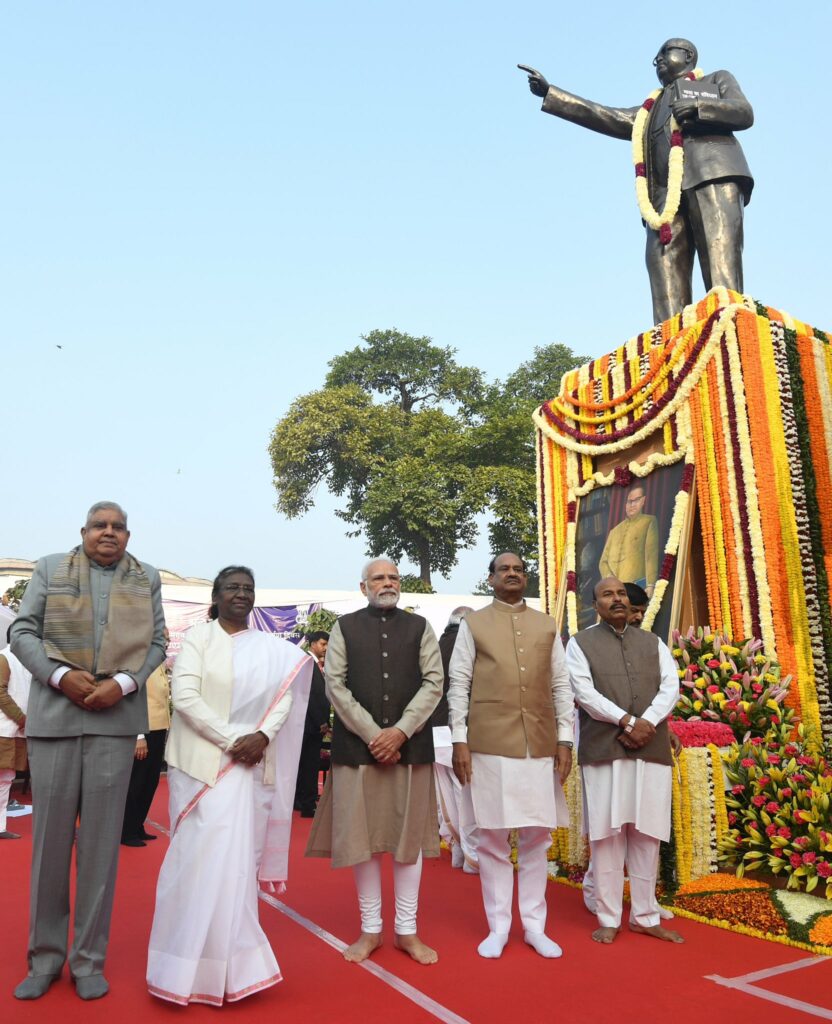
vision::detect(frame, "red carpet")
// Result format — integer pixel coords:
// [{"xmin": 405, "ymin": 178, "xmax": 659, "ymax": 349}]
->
[{"xmin": 4, "ymin": 780, "xmax": 832, "ymax": 1023}]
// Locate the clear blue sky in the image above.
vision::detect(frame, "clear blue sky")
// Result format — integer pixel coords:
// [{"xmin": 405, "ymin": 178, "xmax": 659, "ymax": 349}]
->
[{"xmin": 2, "ymin": 2, "xmax": 829, "ymax": 593}]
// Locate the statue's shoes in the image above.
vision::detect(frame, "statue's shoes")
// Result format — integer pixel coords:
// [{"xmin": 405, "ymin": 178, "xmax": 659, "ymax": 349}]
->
[{"xmin": 14, "ymin": 973, "xmax": 60, "ymax": 1000}]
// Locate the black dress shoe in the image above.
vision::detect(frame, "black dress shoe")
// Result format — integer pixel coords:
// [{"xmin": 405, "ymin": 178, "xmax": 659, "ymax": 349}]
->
[
  {"xmin": 141, "ymin": 831, "xmax": 157, "ymax": 841},
  {"xmin": 299, "ymin": 808, "xmax": 316, "ymax": 818},
  {"xmin": 121, "ymin": 837, "xmax": 146, "ymax": 847}
]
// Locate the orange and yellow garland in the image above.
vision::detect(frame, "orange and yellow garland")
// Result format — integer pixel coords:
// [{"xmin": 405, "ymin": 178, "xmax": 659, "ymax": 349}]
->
[{"xmin": 534, "ymin": 288, "xmax": 832, "ymax": 742}]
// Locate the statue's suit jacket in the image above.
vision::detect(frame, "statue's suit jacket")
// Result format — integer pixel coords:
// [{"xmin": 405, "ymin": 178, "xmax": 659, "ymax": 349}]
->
[
  {"xmin": 11, "ymin": 551, "xmax": 166, "ymax": 738},
  {"xmin": 541, "ymin": 69, "xmax": 753, "ymax": 206}
]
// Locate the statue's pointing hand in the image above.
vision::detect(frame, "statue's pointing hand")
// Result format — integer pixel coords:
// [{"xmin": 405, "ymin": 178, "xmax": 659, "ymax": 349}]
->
[{"xmin": 518, "ymin": 64, "xmax": 549, "ymax": 98}]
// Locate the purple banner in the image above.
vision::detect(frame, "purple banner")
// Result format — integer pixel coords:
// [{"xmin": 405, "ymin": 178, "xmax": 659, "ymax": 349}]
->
[
  {"xmin": 163, "ymin": 600, "xmax": 321, "ymax": 665},
  {"xmin": 250, "ymin": 604, "xmax": 321, "ymax": 644}
]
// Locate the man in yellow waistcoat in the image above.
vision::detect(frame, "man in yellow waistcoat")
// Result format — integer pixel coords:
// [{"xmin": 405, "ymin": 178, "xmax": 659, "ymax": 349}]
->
[
  {"xmin": 598, "ymin": 485, "xmax": 658, "ymax": 596},
  {"xmin": 449, "ymin": 553, "xmax": 573, "ymax": 959}
]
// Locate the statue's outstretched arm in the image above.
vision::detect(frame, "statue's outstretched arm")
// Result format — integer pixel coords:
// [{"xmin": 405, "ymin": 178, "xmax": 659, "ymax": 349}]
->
[
  {"xmin": 541, "ymin": 85, "xmax": 638, "ymax": 141},
  {"xmin": 521, "ymin": 66, "xmax": 637, "ymax": 140}
]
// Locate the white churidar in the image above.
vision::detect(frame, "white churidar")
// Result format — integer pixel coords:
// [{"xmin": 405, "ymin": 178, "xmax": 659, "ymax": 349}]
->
[
  {"xmin": 433, "ymin": 724, "xmax": 479, "ymax": 869},
  {"xmin": 352, "ymin": 852, "xmax": 423, "ymax": 935}
]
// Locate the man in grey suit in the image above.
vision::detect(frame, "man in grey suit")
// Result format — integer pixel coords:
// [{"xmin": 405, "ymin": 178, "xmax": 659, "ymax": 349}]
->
[
  {"xmin": 11, "ymin": 502, "xmax": 166, "ymax": 1001},
  {"xmin": 523, "ymin": 39, "xmax": 753, "ymax": 323}
]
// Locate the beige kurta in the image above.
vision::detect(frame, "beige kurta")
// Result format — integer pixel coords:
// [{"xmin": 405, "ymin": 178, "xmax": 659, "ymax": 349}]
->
[
  {"xmin": 0, "ymin": 649, "xmax": 28, "ymax": 771},
  {"xmin": 305, "ymin": 614, "xmax": 442, "ymax": 868}
]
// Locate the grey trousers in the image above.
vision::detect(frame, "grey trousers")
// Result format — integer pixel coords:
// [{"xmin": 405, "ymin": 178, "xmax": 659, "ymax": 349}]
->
[{"xmin": 26, "ymin": 734, "xmax": 135, "ymax": 978}]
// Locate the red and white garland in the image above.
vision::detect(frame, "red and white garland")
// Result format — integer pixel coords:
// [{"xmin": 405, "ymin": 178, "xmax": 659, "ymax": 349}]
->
[{"xmin": 632, "ymin": 69, "xmax": 703, "ymax": 244}]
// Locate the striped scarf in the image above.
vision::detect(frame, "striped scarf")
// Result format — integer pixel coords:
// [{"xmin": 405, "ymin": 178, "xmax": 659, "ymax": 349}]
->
[{"xmin": 43, "ymin": 546, "xmax": 154, "ymax": 676}]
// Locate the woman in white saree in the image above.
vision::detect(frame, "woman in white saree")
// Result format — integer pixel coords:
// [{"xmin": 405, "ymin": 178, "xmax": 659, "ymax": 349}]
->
[{"xmin": 147, "ymin": 566, "xmax": 313, "ymax": 1006}]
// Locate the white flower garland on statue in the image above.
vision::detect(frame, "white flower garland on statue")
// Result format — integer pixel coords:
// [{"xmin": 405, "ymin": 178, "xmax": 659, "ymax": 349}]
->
[{"xmin": 631, "ymin": 69, "xmax": 703, "ymax": 244}]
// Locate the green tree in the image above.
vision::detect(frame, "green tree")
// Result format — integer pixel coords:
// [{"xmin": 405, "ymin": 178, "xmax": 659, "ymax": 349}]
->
[
  {"xmin": 472, "ymin": 344, "xmax": 588, "ymax": 595},
  {"xmin": 3, "ymin": 578, "xmax": 28, "ymax": 612},
  {"xmin": 269, "ymin": 330, "xmax": 490, "ymax": 587},
  {"xmin": 303, "ymin": 608, "xmax": 339, "ymax": 636},
  {"xmin": 398, "ymin": 573, "xmax": 435, "ymax": 594},
  {"xmin": 269, "ymin": 331, "xmax": 587, "ymax": 594}
]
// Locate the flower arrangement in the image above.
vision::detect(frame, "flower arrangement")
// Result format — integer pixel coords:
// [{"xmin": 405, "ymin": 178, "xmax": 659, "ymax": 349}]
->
[
  {"xmin": 720, "ymin": 722, "xmax": 832, "ymax": 897},
  {"xmin": 670, "ymin": 875, "xmax": 832, "ymax": 953},
  {"xmin": 673, "ymin": 626, "xmax": 792, "ymax": 742},
  {"xmin": 669, "ymin": 720, "xmax": 735, "ymax": 748}
]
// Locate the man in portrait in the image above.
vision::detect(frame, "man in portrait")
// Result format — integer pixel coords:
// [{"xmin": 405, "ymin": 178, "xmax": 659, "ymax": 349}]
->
[{"xmin": 598, "ymin": 484, "xmax": 658, "ymax": 596}]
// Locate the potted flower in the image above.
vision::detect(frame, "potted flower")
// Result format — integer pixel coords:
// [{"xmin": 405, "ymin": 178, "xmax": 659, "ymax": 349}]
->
[
  {"xmin": 673, "ymin": 626, "xmax": 792, "ymax": 742},
  {"xmin": 720, "ymin": 722, "xmax": 832, "ymax": 896}
]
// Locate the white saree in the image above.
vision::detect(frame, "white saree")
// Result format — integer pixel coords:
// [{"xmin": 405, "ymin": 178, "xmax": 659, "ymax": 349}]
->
[{"xmin": 147, "ymin": 629, "xmax": 312, "ymax": 1006}]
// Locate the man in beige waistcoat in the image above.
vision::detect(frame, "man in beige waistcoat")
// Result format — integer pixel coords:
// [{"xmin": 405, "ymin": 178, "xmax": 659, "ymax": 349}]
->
[
  {"xmin": 449, "ymin": 553, "xmax": 573, "ymax": 959},
  {"xmin": 566, "ymin": 577, "xmax": 682, "ymax": 945}
]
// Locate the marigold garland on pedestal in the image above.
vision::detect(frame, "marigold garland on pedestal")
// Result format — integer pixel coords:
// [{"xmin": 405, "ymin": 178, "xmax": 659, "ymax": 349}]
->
[{"xmin": 534, "ymin": 288, "xmax": 832, "ymax": 744}]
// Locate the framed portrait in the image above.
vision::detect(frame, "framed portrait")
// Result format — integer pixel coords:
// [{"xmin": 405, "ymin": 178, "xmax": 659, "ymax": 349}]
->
[{"xmin": 563, "ymin": 459, "xmax": 696, "ymax": 644}]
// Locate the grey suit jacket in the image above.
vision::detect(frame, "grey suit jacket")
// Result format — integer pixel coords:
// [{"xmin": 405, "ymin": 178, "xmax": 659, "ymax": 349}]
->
[
  {"xmin": 11, "ymin": 551, "xmax": 166, "ymax": 738},
  {"xmin": 541, "ymin": 68, "xmax": 753, "ymax": 204}
]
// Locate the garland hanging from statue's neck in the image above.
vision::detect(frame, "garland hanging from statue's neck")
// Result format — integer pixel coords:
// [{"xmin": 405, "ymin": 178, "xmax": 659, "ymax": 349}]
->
[{"xmin": 631, "ymin": 69, "xmax": 703, "ymax": 245}]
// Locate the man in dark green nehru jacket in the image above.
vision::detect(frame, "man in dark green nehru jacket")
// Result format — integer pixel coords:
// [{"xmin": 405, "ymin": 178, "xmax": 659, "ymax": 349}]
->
[{"xmin": 306, "ymin": 558, "xmax": 443, "ymax": 966}]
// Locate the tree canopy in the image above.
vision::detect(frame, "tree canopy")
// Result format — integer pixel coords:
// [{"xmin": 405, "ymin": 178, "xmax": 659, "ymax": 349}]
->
[{"xmin": 269, "ymin": 330, "xmax": 586, "ymax": 590}]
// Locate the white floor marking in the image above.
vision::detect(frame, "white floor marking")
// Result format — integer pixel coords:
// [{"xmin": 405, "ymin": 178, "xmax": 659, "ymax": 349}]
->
[
  {"xmin": 259, "ymin": 892, "xmax": 471, "ymax": 1024},
  {"xmin": 148, "ymin": 818, "xmax": 470, "ymax": 1024},
  {"xmin": 707, "ymin": 955, "xmax": 832, "ymax": 1019}
]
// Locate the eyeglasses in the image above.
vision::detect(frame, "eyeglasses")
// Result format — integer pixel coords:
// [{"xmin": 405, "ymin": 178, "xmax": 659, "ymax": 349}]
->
[
  {"xmin": 221, "ymin": 583, "xmax": 255, "ymax": 594},
  {"xmin": 653, "ymin": 47, "xmax": 691, "ymax": 66}
]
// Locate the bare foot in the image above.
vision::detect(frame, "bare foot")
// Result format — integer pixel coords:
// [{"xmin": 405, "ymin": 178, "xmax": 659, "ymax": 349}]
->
[
  {"xmin": 591, "ymin": 926, "xmax": 619, "ymax": 944},
  {"xmin": 629, "ymin": 922, "xmax": 684, "ymax": 943},
  {"xmin": 343, "ymin": 932, "xmax": 383, "ymax": 962},
  {"xmin": 394, "ymin": 933, "xmax": 438, "ymax": 965}
]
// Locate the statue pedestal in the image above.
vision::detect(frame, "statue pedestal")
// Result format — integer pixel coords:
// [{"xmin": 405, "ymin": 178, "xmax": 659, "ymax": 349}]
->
[{"xmin": 534, "ymin": 287, "xmax": 832, "ymax": 744}]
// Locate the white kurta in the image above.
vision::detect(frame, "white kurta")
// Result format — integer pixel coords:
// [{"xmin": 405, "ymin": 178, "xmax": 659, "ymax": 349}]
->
[
  {"xmin": 565, "ymin": 626, "xmax": 679, "ymax": 842},
  {"xmin": 447, "ymin": 603, "xmax": 574, "ymax": 830},
  {"xmin": 147, "ymin": 629, "xmax": 303, "ymax": 1007}
]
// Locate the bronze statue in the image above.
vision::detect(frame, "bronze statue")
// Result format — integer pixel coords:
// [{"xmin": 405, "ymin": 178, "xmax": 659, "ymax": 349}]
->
[{"xmin": 521, "ymin": 40, "xmax": 753, "ymax": 323}]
